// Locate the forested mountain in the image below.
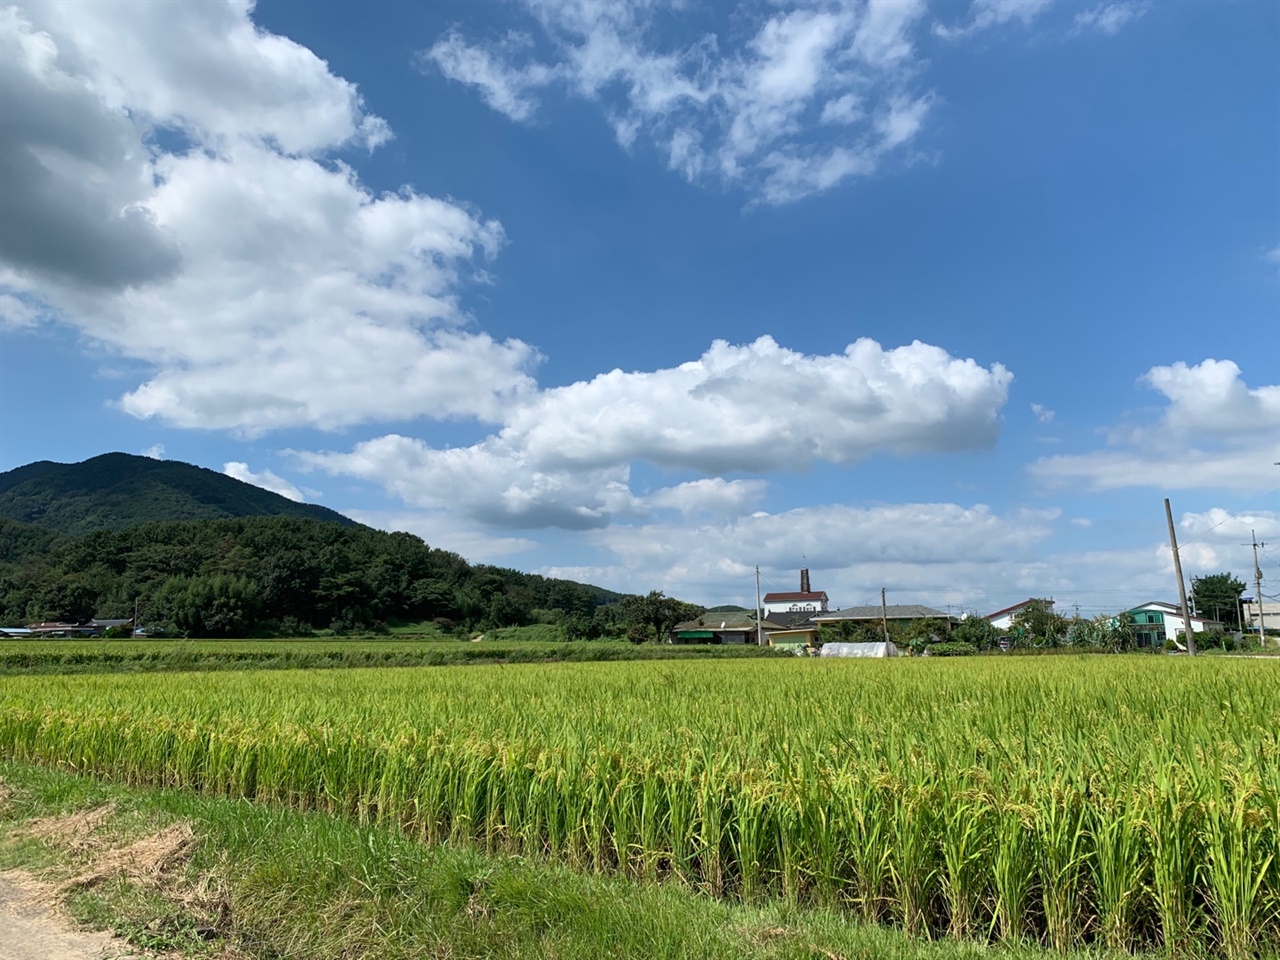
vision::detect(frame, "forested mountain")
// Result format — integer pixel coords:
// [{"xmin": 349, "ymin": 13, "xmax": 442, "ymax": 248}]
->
[
  {"xmin": 0, "ymin": 453, "xmax": 354, "ymax": 535},
  {"xmin": 0, "ymin": 518, "xmax": 68, "ymax": 566},
  {"xmin": 0, "ymin": 515, "xmax": 628, "ymax": 638}
]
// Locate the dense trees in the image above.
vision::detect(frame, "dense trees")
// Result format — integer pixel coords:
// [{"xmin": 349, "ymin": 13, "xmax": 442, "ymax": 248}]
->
[
  {"xmin": 949, "ymin": 615, "xmax": 1002, "ymax": 650},
  {"xmin": 1189, "ymin": 572, "xmax": 1247, "ymax": 628},
  {"xmin": 1009, "ymin": 599, "xmax": 1067, "ymax": 647},
  {"xmin": 619, "ymin": 591, "xmax": 704, "ymax": 644},
  {"xmin": 0, "ymin": 516, "xmax": 632, "ymax": 638}
]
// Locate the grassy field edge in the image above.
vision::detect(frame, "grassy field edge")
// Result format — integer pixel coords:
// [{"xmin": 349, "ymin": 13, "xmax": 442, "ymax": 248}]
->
[
  {"xmin": 0, "ymin": 639, "xmax": 789, "ymax": 675},
  {"xmin": 0, "ymin": 760, "xmax": 1164, "ymax": 960}
]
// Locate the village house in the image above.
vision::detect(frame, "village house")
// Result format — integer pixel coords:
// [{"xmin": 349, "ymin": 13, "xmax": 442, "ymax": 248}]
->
[
  {"xmin": 669, "ymin": 610, "xmax": 783, "ymax": 645},
  {"xmin": 811, "ymin": 604, "xmax": 956, "ymax": 632},
  {"xmin": 1122, "ymin": 601, "xmax": 1223, "ymax": 648},
  {"xmin": 983, "ymin": 598, "xmax": 1054, "ymax": 631}
]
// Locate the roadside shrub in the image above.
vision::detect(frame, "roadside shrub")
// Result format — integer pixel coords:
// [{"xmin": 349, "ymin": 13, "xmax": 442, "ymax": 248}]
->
[{"xmin": 928, "ymin": 641, "xmax": 977, "ymax": 657}]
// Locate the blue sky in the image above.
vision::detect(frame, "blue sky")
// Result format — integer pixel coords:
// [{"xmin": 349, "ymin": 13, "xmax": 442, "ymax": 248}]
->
[{"xmin": 2, "ymin": 0, "xmax": 1277, "ymax": 614}]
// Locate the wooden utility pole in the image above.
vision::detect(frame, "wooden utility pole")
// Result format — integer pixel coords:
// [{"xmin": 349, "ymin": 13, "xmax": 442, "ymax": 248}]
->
[
  {"xmin": 755, "ymin": 566, "xmax": 765, "ymax": 647},
  {"xmin": 1250, "ymin": 530, "xmax": 1267, "ymax": 642},
  {"xmin": 1164, "ymin": 498, "xmax": 1197, "ymax": 656},
  {"xmin": 880, "ymin": 588, "xmax": 890, "ymax": 644}
]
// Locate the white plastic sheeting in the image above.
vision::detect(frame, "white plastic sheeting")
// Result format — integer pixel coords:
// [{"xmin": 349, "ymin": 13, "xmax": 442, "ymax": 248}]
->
[{"xmin": 819, "ymin": 641, "xmax": 900, "ymax": 658}]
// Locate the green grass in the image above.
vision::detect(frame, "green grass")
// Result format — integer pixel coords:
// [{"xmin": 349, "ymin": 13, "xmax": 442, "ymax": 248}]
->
[
  {"xmin": 0, "ymin": 638, "xmax": 787, "ymax": 674},
  {"xmin": 478, "ymin": 623, "xmax": 573, "ymax": 643},
  {"xmin": 0, "ymin": 760, "xmax": 1166, "ymax": 960},
  {"xmin": 382, "ymin": 619, "xmax": 449, "ymax": 636}
]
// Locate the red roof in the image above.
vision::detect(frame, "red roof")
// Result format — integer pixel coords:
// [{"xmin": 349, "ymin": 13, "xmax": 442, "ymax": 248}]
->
[
  {"xmin": 763, "ymin": 591, "xmax": 828, "ymax": 602},
  {"xmin": 984, "ymin": 598, "xmax": 1053, "ymax": 620}
]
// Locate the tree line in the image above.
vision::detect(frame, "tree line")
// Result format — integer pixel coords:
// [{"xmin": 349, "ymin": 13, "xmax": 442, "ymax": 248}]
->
[{"xmin": 0, "ymin": 516, "xmax": 702, "ymax": 640}]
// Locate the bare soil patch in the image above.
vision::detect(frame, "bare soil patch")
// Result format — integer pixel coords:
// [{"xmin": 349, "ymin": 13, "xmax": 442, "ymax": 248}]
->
[
  {"xmin": 0, "ymin": 870, "xmax": 146, "ymax": 960},
  {"xmin": 6, "ymin": 802, "xmax": 231, "ymax": 958}
]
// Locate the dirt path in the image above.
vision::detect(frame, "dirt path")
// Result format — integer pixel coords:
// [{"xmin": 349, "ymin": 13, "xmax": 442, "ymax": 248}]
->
[{"xmin": 0, "ymin": 872, "xmax": 146, "ymax": 960}]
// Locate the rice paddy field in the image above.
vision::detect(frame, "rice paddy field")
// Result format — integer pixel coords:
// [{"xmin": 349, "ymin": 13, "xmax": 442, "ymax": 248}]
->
[
  {"xmin": 0, "ymin": 656, "xmax": 1275, "ymax": 957},
  {"xmin": 0, "ymin": 637, "xmax": 785, "ymax": 674}
]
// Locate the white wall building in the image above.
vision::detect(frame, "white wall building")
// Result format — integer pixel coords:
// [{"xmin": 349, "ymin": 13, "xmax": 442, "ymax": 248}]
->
[
  {"xmin": 1242, "ymin": 599, "xmax": 1280, "ymax": 631},
  {"xmin": 762, "ymin": 568, "xmax": 828, "ymax": 617},
  {"xmin": 1125, "ymin": 601, "xmax": 1222, "ymax": 647},
  {"xmin": 983, "ymin": 598, "xmax": 1054, "ymax": 631}
]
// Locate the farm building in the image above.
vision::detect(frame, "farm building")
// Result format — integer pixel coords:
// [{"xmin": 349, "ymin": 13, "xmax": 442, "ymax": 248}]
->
[
  {"xmin": 811, "ymin": 604, "xmax": 956, "ymax": 631},
  {"xmin": 669, "ymin": 611, "xmax": 786, "ymax": 645},
  {"xmin": 25, "ymin": 621, "xmax": 97, "ymax": 638},
  {"xmin": 761, "ymin": 568, "xmax": 828, "ymax": 616},
  {"xmin": 983, "ymin": 598, "xmax": 1054, "ymax": 631}
]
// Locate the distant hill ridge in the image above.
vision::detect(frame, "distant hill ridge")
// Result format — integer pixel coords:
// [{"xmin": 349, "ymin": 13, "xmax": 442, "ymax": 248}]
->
[{"xmin": 0, "ymin": 453, "xmax": 355, "ymax": 536}]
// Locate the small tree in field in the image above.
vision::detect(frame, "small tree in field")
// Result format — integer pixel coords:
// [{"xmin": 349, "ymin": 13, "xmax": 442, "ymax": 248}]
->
[{"xmin": 1009, "ymin": 600, "xmax": 1066, "ymax": 648}]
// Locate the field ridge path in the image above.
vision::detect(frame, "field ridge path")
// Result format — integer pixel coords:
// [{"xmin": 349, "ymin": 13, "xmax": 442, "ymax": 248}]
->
[{"xmin": 0, "ymin": 871, "xmax": 146, "ymax": 960}]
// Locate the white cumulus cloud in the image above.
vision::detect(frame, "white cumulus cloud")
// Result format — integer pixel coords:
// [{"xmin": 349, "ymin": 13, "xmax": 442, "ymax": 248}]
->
[
  {"xmin": 223, "ymin": 461, "xmax": 305, "ymax": 502},
  {"xmin": 0, "ymin": 1, "xmax": 536, "ymax": 435},
  {"xmin": 224, "ymin": 460, "xmax": 305, "ymax": 504},
  {"xmin": 1030, "ymin": 359, "xmax": 1280, "ymax": 491},
  {"xmin": 542, "ymin": 500, "xmax": 1061, "ymax": 607},
  {"xmin": 298, "ymin": 336, "xmax": 1013, "ymax": 529}
]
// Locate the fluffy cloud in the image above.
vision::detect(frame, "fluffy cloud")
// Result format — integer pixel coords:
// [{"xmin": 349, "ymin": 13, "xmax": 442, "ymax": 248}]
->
[
  {"xmin": 299, "ymin": 434, "xmax": 640, "ymax": 531},
  {"xmin": 542, "ymin": 500, "xmax": 1061, "ymax": 608},
  {"xmin": 507, "ymin": 337, "xmax": 1011, "ymax": 472},
  {"xmin": 1031, "ymin": 359, "xmax": 1280, "ymax": 491},
  {"xmin": 423, "ymin": 1, "xmax": 932, "ymax": 204},
  {"xmin": 345, "ymin": 509, "xmax": 538, "ymax": 564},
  {"xmin": 223, "ymin": 461, "xmax": 304, "ymax": 502},
  {"xmin": 646, "ymin": 478, "xmax": 768, "ymax": 517},
  {"xmin": 1179, "ymin": 507, "xmax": 1279, "ymax": 545},
  {"xmin": 1165, "ymin": 508, "xmax": 1280, "ymax": 590},
  {"xmin": 0, "ymin": 6, "xmax": 178, "ymax": 290},
  {"xmin": 0, "ymin": 2, "xmax": 535, "ymax": 434},
  {"xmin": 299, "ymin": 336, "xmax": 1012, "ymax": 529},
  {"xmin": 1138, "ymin": 360, "xmax": 1279, "ymax": 439},
  {"xmin": 26, "ymin": 0, "xmax": 389, "ymax": 155},
  {"xmin": 540, "ymin": 504, "xmax": 1267, "ymax": 615},
  {"xmin": 1031, "ymin": 402, "xmax": 1054, "ymax": 423},
  {"xmin": 0, "ymin": 292, "xmax": 44, "ymax": 330}
]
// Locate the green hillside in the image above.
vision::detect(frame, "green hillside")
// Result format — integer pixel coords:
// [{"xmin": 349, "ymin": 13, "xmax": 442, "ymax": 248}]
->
[
  {"xmin": 0, "ymin": 454, "xmax": 655, "ymax": 638},
  {"xmin": 0, "ymin": 453, "xmax": 355, "ymax": 536},
  {"xmin": 0, "ymin": 514, "xmax": 629, "ymax": 637}
]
